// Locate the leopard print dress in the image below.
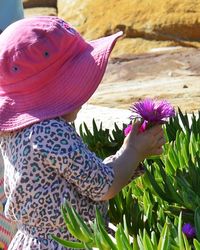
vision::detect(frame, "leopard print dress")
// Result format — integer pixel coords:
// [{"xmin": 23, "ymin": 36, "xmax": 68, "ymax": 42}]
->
[{"xmin": 0, "ymin": 117, "xmax": 115, "ymax": 250}]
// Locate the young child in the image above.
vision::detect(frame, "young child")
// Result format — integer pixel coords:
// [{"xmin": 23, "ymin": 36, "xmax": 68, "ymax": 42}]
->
[
  {"xmin": 0, "ymin": 16, "xmax": 165, "ymax": 250},
  {"xmin": 0, "ymin": 0, "xmax": 24, "ymax": 249}
]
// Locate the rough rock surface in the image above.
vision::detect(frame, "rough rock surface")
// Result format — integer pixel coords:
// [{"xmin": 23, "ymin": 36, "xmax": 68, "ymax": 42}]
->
[
  {"xmin": 57, "ymin": 0, "xmax": 200, "ymax": 55},
  {"xmin": 24, "ymin": 7, "xmax": 57, "ymax": 17},
  {"xmin": 23, "ymin": 0, "xmax": 57, "ymax": 8},
  {"xmin": 89, "ymin": 47, "xmax": 200, "ymax": 113}
]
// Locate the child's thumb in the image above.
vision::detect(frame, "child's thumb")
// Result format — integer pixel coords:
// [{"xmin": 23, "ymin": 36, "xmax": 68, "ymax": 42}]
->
[{"xmin": 130, "ymin": 120, "xmax": 141, "ymax": 136}]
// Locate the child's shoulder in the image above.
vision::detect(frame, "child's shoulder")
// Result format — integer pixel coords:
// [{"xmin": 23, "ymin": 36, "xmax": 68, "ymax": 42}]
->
[
  {"xmin": 1, "ymin": 117, "xmax": 77, "ymax": 148},
  {"xmin": 29, "ymin": 117, "xmax": 75, "ymax": 135},
  {"xmin": 2, "ymin": 117, "xmax": 74, "ymax": 140}
]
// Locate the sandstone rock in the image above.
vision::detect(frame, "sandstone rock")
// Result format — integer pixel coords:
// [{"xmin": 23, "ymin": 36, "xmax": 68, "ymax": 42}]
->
[
  {"xmin": 57, "ymin": 0, "xmax": 200, "ymax": 55},
  {"xmin": 24, "ymin": 7, "xmax": 57, "ymax": 17},
  {"xmin": 23, "ymin": 0, "xmax": 57, "ymax": 8},
  {"xmin": 112, "ymin": 38, "xmax": 180, "ymax": 57}
]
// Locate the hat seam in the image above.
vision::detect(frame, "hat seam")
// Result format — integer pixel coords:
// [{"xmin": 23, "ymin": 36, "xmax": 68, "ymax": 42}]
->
[
  {"xmin": 0, "ymin": 48, "xmax": 104, "ymax": 131},
  {"xmin": 0, "ymin": 40, "xmax": 89, "ymax": 88},
  {"xmin": 0, "ymin": 32, "xmax": 46, "ymax": 61},
  {"xmin": 0, "ymin": 21, "xmax": 68, "ymax": 60}
]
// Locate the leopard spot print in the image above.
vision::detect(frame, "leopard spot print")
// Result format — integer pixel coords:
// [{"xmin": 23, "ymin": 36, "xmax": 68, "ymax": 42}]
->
[{"xmin": 0, "ymin": 117, "xmax": 114, "ymax": 250}]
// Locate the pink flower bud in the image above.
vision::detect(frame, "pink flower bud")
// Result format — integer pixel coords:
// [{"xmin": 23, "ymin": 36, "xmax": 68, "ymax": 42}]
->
[{"xmin": 124, "ymin": 124, "xmax": 133, "ymax": 136}]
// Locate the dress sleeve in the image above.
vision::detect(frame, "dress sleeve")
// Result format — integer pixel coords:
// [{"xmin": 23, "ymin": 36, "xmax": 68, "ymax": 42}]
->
[{"xmin": 30, "ymin": 119, "xmax": 114, "ymax": 201}]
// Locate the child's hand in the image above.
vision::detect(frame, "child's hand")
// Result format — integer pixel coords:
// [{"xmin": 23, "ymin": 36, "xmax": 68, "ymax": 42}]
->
[
  {"xmin": 101, "ymin": 121, "xmax": 165, "ymax": 200},
  {"xmin": 123, "ymin": 121, "xmax": 166, "ymax": 161}
]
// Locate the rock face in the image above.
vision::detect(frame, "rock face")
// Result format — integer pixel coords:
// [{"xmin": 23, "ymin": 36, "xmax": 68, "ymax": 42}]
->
[
  {"xmin": 23, "ymin": 0, "xmax": 57, "ymax": 8},
  {"xmin": 89, "ymin": 47, "xmax": 200, "ymax": 113},
  {"xmin": 24, "ymin": 7, "xmax": 57, "ymax": 17},
  {"xmin": 23, "ymin": 0, "xmax": 200, "ymax": 55},
  {"xmin": 57, "ymin": 0, "xmax": 200, "ymax": 56},
  {"xmin": 23, "ymin": 0, "xmax": 57, "ymax": 17}
]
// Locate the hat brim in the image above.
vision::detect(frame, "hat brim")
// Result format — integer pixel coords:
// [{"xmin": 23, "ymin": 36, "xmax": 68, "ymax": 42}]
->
[{"xmin": 0, "ymin": 31, "xmax": 123, "ymax": 131}]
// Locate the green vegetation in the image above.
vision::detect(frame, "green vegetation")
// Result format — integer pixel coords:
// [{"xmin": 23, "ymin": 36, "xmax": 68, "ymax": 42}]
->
[{"xmin": 53, "ymin": 109, "xmax": 200, "ymax": 249}]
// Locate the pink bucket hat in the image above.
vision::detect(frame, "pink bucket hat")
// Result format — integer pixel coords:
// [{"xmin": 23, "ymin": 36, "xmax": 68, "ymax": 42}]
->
[{"xmin": 0, "ymin": 16, "xmax": 123, "ymax": 131}]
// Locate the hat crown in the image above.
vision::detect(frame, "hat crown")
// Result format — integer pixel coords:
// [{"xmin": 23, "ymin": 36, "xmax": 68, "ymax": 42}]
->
[
  {"xmin": 0, "ymin": 16, "xmax": 122, "ymax": 132},
  {"xmin": 0, "ymin": 16, "xmax": 87, "ymax": 87}
]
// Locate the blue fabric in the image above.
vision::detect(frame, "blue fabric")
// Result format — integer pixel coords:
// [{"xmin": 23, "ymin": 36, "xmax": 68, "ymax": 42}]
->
[{"xmin": 0, "ymin": 0, "xmax": 24, "ymax": 31}]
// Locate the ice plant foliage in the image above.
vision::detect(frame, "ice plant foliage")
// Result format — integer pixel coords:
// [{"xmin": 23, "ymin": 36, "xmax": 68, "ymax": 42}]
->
[
  {"xmin": 182, "ymin": 223, "xmax": 196, "ymax": 238},
  {"xmin": 124, "ymin": 99, "xmax": 175, "ymax": 136}
]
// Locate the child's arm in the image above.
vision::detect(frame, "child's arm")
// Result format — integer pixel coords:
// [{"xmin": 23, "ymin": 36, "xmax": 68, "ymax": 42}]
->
[
  {"xmin": 31, "ymin": 119, "xmax": 164, "ymax": 202},
  {"xmin": 101, "ymin": 122, "xmax": 165, "ymax": 200}
]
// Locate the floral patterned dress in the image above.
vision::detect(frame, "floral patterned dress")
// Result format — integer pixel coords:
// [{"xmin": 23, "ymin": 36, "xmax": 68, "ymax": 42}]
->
[{"xmin": 0, "ymin": 117, "xmax": 115, "ymax": 250}]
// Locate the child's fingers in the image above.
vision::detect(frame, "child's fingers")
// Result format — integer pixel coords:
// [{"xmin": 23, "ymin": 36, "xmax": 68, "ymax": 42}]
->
[
  {"xmin": 157, "ymin": 137, "xmax": 166, "ymax": 147},
  {"xmin": 150, "ymin": 141, "xmax": 164, "ymax": 153},
  {"xmin": 130, "ymin": 121, "xmax": 142, "ymax": 136},
  {"xmin": 153, "ymin": 147, "xmax": 163, "ymax": 155},
  {"xmin": 149, "ymin": 124, "xmax": 163, "ymax": 136},
  {"xmin": 152, "ymin": 133, "xmax": 166, "ymax": 149}
]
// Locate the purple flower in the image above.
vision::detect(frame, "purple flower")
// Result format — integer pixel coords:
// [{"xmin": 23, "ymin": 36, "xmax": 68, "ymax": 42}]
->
[
  {"xmin": 182, "ymin": 223, "xmax": 196, "ymax": 238},
  {"xmin": 130, "ymin": 99, "xmax": 175, "ymax": 124},
  {"xmin": 129, "ymin": 99, "xmax": 175, "ymax": 133},
  {"xmin": 124, "ymin": 99, "xmax": 175, "ymax": 136}
]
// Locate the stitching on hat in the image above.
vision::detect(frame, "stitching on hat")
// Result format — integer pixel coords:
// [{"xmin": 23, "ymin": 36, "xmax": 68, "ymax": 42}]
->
[
  {"xmin": 0, "ymin": 34, "xmax": 47, "ymax": 60},
  {"xmin": 57, "ymin": 20, "xmax": 76, "ymax": 36},
  {"xmin": 2, "ymin": 40, "xmax": 86, "ymax": 86},
  {"xmin": 0, "ymin": 21, "xmax": 88, "ymax": 85}
]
